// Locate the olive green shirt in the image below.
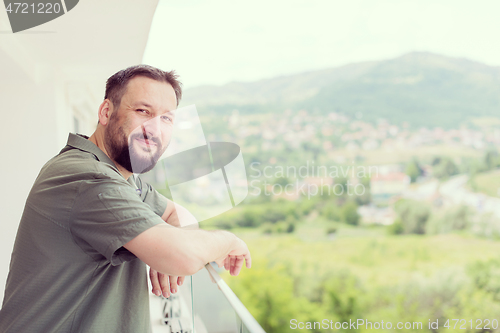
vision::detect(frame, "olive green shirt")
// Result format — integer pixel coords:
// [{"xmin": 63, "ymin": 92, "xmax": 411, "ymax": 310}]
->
[{"xmin": 0, "ymin": 133, "xmax": 168, "ymax": 332}]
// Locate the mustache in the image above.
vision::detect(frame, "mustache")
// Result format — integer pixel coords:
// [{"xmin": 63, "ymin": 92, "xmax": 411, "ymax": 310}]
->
[{"xmin": 129, "ymin": 129, "xmax": 162, "ymax": 147}]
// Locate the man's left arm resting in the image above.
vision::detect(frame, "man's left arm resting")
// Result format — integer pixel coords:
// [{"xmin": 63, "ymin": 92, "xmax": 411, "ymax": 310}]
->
[{"xmin": 150, "ymin": 198, "xmax": 198, "ymax": 298}]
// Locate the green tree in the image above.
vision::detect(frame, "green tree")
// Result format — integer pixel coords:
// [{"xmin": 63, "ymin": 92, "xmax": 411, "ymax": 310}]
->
[
  {"xmin": 467, "ymin": 258, "xmax": 500, "ymax": 302},
  {"xmin": 341, "ymin": 201, "xmax": 360, "ymax": 226},
  {"xmin": 433, "ymin": 157, "xmax": 459, "ymax": 179},
  {"xmin": 484, "ymin": 150, "xmax": 500, "ymax": 170},
  {"xmin": 263, "ymin": 206, "xmax": 287, "ymax": 223},
  {"xmin": 274, "ymin": 177, "xmax": 290, "ymax": 187},
  {"xmin": 236, "ymin": 210, "xmax": 261, "ymax": 227},
  {"xmin": 406, "ymin": 158, "xmax": 423, "ymax": 183},
  {"xmin": 354, "ymin": 177, "xmax": 371, "ymax": 205},
  {"xmin": 227, "ymin": 263, "xmax": 322, "ymax": 333},
  {"xmin": 321, "ymin": 203, "xmax": 341, "ymax": 221},
  {"xmin": 334, "ymin": 177, "xmax": 348, "ymax": 196},
  {"xmin": 321, "ymin": 273, "xmax": 364, "ymax": 331}
]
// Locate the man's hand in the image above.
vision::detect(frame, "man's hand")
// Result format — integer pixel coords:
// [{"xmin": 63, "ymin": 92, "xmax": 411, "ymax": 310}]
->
[
  {"xmin": 215, "ymin": 237, "xmax": 251, "ymax": 276},
  {"xmin": 149, "ymin": 267, "xmax": 185, "ymax": 298},
  {"xmin": 126, "ymin": 218, "xmax": 252, "ymax": 278}
]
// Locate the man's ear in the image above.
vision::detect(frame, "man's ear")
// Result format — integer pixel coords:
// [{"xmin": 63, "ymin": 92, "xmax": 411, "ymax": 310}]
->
[{"xmin": 98, "ymin": 99, "xmax": 113, "ymax": 126}]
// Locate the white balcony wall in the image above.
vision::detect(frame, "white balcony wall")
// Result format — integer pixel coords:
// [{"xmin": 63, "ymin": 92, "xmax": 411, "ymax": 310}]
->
[{"xmin": 0, "ymin": 0, "xmax": 158, "ymax": 304}]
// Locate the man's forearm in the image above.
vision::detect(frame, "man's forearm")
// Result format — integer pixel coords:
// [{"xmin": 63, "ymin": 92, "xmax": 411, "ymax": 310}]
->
[{"xmin": 124, "ymin": 224, "xmax": 246, "ymax": 276}]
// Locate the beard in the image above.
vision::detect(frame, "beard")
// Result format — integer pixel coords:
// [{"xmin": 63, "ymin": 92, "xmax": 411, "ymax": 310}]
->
[{"xmin": 104, "ymin": 112, "xmax": 166, "ymax": 174}]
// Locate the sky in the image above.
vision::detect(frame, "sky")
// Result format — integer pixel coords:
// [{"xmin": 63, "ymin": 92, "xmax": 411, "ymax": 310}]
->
[{"xmin": 143, "ymin": 0, "xmax": 500, "ymax": 89}]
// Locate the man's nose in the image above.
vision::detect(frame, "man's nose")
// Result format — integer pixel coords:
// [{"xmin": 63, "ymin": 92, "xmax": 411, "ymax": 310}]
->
[{"xmin": 142, "ymin": 116, "xmax": 162, "ymax": 138}]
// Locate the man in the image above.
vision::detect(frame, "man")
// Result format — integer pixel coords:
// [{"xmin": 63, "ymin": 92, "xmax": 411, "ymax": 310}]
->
[{"xmin": 0, "ymin": 65, "xmax": 251, "ymax": 332}]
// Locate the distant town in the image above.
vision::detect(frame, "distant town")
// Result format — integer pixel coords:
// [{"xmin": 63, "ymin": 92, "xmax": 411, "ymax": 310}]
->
[{"xmin": 202, "ymin": 109, "xmax": 500, "ymax": 230}]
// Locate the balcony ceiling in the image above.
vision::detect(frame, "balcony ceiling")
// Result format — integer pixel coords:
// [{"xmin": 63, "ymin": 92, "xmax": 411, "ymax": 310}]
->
[{"xmin": 0, "ymin": 0, "xmax": 159, "ymax": 83}]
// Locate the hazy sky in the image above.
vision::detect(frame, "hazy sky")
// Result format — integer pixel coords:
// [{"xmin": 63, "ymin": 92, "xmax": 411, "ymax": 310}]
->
[{"xmin": 143, "ymin": 0, "xmax": 500, "ymax": 89}]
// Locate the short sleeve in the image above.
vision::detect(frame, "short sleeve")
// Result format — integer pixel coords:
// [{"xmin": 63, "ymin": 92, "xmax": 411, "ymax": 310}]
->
[
  {"xmin": 132, "ymin": 175, "xmax": 169, "ymax": 217},
  {"xmin": 70, "ymin": 177, "xmax": 165, "ymax": 265}
]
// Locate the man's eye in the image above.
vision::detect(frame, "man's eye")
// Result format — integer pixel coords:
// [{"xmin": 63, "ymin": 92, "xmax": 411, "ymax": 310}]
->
[
  {"xmin": 137, "ymin": 109, "xmax": 148, "ymax": 114},
  {"xmin": 161, "ymin": 115, "xmax": 172, "ymax": 122}
]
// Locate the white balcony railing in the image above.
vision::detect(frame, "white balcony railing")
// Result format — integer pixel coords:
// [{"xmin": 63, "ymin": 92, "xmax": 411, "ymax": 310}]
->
[{"xmin": 150, "ymin": 263, "xmax": 266, "ymax": 333}]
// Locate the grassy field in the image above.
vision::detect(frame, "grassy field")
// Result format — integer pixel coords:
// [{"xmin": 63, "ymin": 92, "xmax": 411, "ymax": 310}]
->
[
  {"xmin": 470, "ymin": 169, "xmax": 500, "ymax": 197},
  {"xmin": 220, "ymin": 222, "xmax": 500, "ymax": 332},
  {"xmin": 231, "ymin": 225, "xmax": 500, "ymax": 291}
]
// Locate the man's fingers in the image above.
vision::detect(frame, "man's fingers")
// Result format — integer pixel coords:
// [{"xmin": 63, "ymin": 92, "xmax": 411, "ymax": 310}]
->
[
  {"xmin": 177, "ymin": 276, "xmax": 185, "ymax": 286},
  {"xmin": 224, "ymin": 256, "xmax": 231, "ymax": 271},
  {"xmin": 149, "ymin": 268, "xmax": 162, "ymax": 297},
  {"xmin": 159, "ymin": 273, "xmax": 170, "ymax": 298},
  {"xmin": 149, "ymin": 270, "xmax": 185, "ymax": 297},
  {"xmin": 169, "ymin": 275, "xmax": 179, "ymax": 294},
  {"xmin": 228, "ymin": 238, "xmax": 251, "ymax": 269},
  {"xmin": 230, "ymin": 256, "xmax": 236, "ymax": 274},
  {"xmin": 244, "ymin": 252, "xmax": 252, "ymax": 268},
  {"xmin": 231, "ymin": 256, "xmax": 244, "ymax": 276}
]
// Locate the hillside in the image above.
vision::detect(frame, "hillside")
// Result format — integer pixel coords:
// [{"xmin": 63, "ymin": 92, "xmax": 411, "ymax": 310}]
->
[{"xmin": 182, "ymin": 52, "xmax": 500, "ymax": 128}]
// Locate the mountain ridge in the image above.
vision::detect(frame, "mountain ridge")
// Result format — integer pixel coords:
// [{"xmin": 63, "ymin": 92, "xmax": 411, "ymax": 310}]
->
[{"xmin": 182, "ymin": 52, "xmax": 500, "ymax": 128}]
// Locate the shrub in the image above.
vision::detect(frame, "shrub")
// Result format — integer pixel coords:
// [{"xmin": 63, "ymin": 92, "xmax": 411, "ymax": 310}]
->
[
  {"xmin": 387, "ymin": 218, "xmax": 404, "ymax": 235},
  {"xmin": 341, "ymin": 201, "xmax": 360, "ymax": 226},
  {"xmin": 322, "ymin": 203, "xmax": 341, "ymax": 221},
  {"xmin": 236, "ymin": 210, "xmax": 260, "ymax": 227},
  {"xmin": 394, "ymin": 199, "xmax": 431, "ymax": 234},
  {"xmin": 326, "ymin": 227, "xmax": 337, "ymax": 235},
  {"xmin": 467, "ymin": 258, "xmax": 500, "ymax": 302},
  {"xmin": 432, "ymin": 157, "xmax": 459, "ymax": 179},
  {"xmin": 426, "ymin": 205, "xmax": 470, "ymax": 234},
  {"xmin": 321, "ymin": 272, "xmax": 365, "ymax": 326}
]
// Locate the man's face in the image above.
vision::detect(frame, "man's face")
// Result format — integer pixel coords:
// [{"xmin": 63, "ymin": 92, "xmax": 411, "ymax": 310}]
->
[{"xmin": 104, "ymin": 76, "xmax": 177, "ymax": 174}]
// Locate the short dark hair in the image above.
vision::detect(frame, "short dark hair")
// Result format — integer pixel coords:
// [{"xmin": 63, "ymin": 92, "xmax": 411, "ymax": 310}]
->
[{"xmin": 104, "ymin": 65, "xmax": 182, "ymax": 108}]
